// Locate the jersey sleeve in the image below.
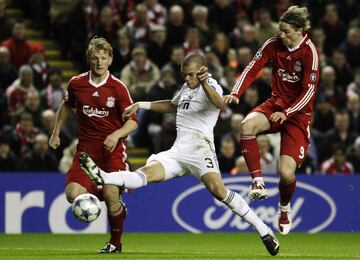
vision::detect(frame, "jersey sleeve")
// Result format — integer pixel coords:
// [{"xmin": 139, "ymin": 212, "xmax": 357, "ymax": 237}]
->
[
  {"xmin": 284, "ymin": 42, "xmax": 320, "ymax": 118},
  {"xmin": 231, "ymin": 37, "xmax": 275, "ymax": 98},
  {"xmin": 208, "ymin": 78, "xmax": 223, "ymax": 96},
  {"xmin": 64, "ymin": 81, "xmax": 75, "ymax": 108}
]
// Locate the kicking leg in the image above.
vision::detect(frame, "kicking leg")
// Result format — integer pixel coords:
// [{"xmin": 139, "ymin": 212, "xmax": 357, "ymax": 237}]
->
[
  {"xmin": 201, "ymin": 173, "xmax": 279, "ymax": 256},
  {"xmin": 80, "ymin": 152, "xmax": 166, "ymax": 189}
]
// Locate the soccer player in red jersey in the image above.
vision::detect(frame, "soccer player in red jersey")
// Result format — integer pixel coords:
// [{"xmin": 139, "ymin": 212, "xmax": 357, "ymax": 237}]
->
[
  {"xmin": 224, "ymin": 6, "xmax": 320, "ymax": 235},
  {"xmin": 49, "ymin": 37, "xmax": 137, "ymax": 253}
]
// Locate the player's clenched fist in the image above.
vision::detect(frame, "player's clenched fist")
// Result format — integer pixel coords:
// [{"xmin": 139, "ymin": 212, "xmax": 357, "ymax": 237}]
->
[{"xmin": 49, "ymin": 134, "xmax": 60, "ymax": 149}]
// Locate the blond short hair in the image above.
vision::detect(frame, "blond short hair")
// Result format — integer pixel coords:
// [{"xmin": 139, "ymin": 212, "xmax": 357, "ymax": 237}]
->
[
  {"xmin": 86, "ymin": 36, "xmax": 113, "ymax": 61},
  {"xmin": 280, "ymin": 6, "xmax": 311, "ymax": 31}
]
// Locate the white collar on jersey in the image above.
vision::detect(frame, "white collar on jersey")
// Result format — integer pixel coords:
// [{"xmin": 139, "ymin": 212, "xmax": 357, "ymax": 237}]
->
[
  {"xmin": 286, "ymin": 34, "xmax": 308, "ymax": 52},
  {"xmin": 89, "ymin": 71, "xmax": 110, "ymax": 88}
]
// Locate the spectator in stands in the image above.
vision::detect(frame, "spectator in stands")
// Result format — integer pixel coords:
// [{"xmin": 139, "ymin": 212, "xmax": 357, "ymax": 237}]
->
[
  {"xmin": 106, "ymin": 0, "xmax": 135, "ymax": 28},
  {"xmin": 224, "ymin": 113, "xmax": 244, "ymax": 158},
  {"xmin": 236, "ymin": 47, "xmax": 252, "ymax": 73},
  {"xmin": 208, "ymin": 0, "xmax": 236, "ymax": 34},
  {"xmin": 317, "ymin": 65, "xmax": 346, "ymax": 110},
  {"xmin": 252, "ymin": 66, "xmax": 272, "ymax": 103},
  {"xmin": 309, "ymin": 27, "xmax": 327, "ymax": 68},
  {"xmin": 348, "ymin": 136, "xmax": 360, "ymax": 173},
  {"xmin": 219, "ymin": 66, "xmax": 237, "ymax": 94},
  {"xmin": 321, "ymin": 143, "xmax": 354, "ymax": 175},
  {"xmin": 161, "ymin": 45, "xmax": 185, "ymax": 85},
  {"xmin": 340, "ymin": 26, "xmax": 360, "ymax": 70},
  {"xmin": 11, "ymin": 89, "xmax": 42, "ymax": 128},
  {"xmin": 0, "ymin": 46, "xmax": 17, "ymax": 92},
  {"xmin": 208, "ymin": 32, "xmax": 230, "ymax": 67},
  {"xmin": 120, "ymin": 47, "xmax": 160, "ymax": 102},
  {"xmin": 347, "ymin": 94, "xmax": 360, "ymax": 134},
  {"xmin": 236, "ymin": 87, "xmax": 260, "ymax": 115},
  {"xmin": 328, "ymin": 49, "xmax": 354, "ymax": 90},
  {"xmin": 235, "ymin": 24, "xmax": 260, "ymax": 55},
  {"xmin": 0, "ymin": 137, "xmax": 17, "ymax": 171},
  {"xmin": 191, "ymin": 5, "xmax": 211, "ymax": 45},
  {"xmin": 110, "ymin": 29, "xmax": 132, "ymax": 77},
  {"xmin": 1, "ymin": 20, "xmax": 35, "ymax": 68},
  {"xmin": 40, "ymin": 109, "xmax": 72, "ymax": 160},
  {"xmin": 255, "ymin": 8, "xmax": 279, "ymax": 46},
  {"xmin": 125, "ymin": 3, "xmax": 151, "ymax": 47},
  {"xmin": 312, "ymin": 94, "xmax": 335, "ymax": 134},
  {"xmin": 320, "ymin": 4, "xmax": 347, "ymax": 56},
  {"xmin": 6, "ymin": 65, "xmax": 37, "ymax": 116},
  {"xmin": 59, "ymin": 138, "xmax": 78, "ymax": 173},
  {"xmin": 323, "ymin": 110, "xmax": 357, "ymax": 162},
  {"xmin": 217, "ymin": 135, "xmax": 237, "ymax": 173},
  {"xmin": 21, "ymin": 133, "xmax": 59, "ymax": 172},
  {"xmin": 65, "ymin": 0, "xmax": 98, "ymax": 69},
  {"xmin": 94, "ymin": 5, "xmax": 120, "ymax": 44},
  {"xmin": 40, "ymin": 68, "xmax": 66, "ymax": 111},
  {"xmin": 230, "ymin": 13, "xmax": 250, "ymax": 49},
  {"xmin": 204, "ymin": 49, "xmax": 223, "ymax": 81},
  {"xmin": 29, "ymin": 45, "xmax": 48, "ymax": 90},
  {"xmin": 137, "ymin": 69, "xmax": 178, "ymax": 153},
  {"xmin": 165, "ymin": 5, "xmax": 187, "ymax": 47},
  {"xmin": 146, "ymin": 24, "xmax": 171, "ymax": 68},
  {"xmin": 8, "ymin": 112, "xmax": 39, "ymax": 157},
  {"xmin": 347, "ymin": 68, "xmax": 360, "ymax": 97},
  {"xmin": 183, "ymin": 27, "xmax": 203, "ymax": 55},
  {"xmin": 0, "ymin": 0, "xmax": 13, "ymax": 42},
  {"xmin": 145, "ymin": 0, "xmax": 167, "ymax": 25}
]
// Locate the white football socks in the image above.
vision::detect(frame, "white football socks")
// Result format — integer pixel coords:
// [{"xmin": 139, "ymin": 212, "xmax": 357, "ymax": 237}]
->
[
  {"xmin": 101, "ymin": 169, "xmax": 147, "ymax": 189},
  {"xmin": 222, "ymin": 190, "xmax": 269, "ymax": 237}
]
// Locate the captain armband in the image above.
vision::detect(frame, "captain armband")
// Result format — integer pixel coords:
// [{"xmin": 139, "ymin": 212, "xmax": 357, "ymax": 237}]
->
[{"xmin": 138, "ymin": 102, "xmax": 151, "ymax": 110}]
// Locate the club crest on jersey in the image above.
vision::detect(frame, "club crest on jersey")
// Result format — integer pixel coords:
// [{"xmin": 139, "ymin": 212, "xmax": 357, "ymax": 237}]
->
[
  {"xmin": 294, "ymin": 61, "xmax": 302, "ymax": 72},
  {"xmin": 254, "ymin": 50, "xmax": 262, "ymax": 60},
  {"xmin": 310, "ymin": 72, "xmax": 317, "ymax": 82},
  {"xmin": 106, "ymin": 96, "xmax": 115, "ymax": 108}
]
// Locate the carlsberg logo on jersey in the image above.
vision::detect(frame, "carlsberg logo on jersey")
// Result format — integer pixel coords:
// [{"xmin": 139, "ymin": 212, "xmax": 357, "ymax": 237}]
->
[
  {"xmin": 172, "ymin": 177, "xmax": 336, "ymax": 233},
  {"xmin": 277, "ymin": 68, "xmax": 300, "ymax": 83},
  {"xmin": 82, "ymin": 105, "xmax": 109, "ymax": 118}
]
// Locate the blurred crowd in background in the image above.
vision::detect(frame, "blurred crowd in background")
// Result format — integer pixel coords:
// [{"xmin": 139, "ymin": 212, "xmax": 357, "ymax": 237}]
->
[{"xmin": 0, "ymin": 0, "xmax": 360, "ymax": 175}]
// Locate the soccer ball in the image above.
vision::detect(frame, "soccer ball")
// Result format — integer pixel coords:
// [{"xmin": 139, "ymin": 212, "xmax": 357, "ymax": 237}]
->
[{"xmin": 72, "ymin": 193, "xmax": 101, "ymax": 222}]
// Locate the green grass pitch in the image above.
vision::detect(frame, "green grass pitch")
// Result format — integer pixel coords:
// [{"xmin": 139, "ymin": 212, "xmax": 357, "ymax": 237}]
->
[{"xmin": 0, "ymin": 233, "xmax": 359, "ymax": 259}]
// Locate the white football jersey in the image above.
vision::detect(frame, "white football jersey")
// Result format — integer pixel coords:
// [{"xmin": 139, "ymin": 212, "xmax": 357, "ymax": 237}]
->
[{"xmin": 171, "ymin": 78, "xmax": 223, "ymax": 141}]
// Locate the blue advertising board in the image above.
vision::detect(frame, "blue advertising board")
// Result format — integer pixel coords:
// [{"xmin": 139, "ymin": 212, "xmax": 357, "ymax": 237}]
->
[{"xmin": 0, "ymin": 173, "xmax": 359, "ymax": 233}]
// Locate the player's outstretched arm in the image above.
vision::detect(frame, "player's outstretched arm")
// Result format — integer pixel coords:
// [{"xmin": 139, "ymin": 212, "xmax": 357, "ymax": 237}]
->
[
  {"xmin": 122, "ymin": 100, "xmax": 176, "ymax": 121},
  {"xmin": 49, "ymin": 101, "xmax": 72, "ymax": 149}
]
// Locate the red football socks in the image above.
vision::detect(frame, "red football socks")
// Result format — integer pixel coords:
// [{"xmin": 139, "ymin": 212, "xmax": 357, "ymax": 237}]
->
[
  {"xmin": 108, "ymin": 205, "xmax": 125, "ymax": 247},
  {"xmin": 240, "ymin": 135, "xmax": 263, "ymax": 179},
  {"xmin": 279, "ymin": 179, "xmax": 297, "ymax": 206}
]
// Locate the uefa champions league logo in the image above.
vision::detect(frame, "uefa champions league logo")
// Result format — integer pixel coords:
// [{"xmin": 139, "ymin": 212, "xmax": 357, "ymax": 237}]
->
[{"xmin": 172, "ymin": 176, "xmax": 336, "ymax": 233}]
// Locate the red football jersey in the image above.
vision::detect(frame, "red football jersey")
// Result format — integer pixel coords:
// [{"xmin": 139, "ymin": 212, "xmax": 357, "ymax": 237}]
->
[
  {"xmin": 231, "ymin": 34, "xmax": 320, "ymax": 118},
  {"xmin": 65, "ymin": 71, "xmax": 137, "ymax": 143}
]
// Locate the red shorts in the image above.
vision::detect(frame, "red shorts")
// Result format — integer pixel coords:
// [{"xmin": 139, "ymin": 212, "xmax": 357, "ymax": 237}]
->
[
  {"xmin": 252, "ymin": 100, "xmax": 311, "ymax": 166},
  {"xmin": 66, "ymin": 141, "xmax": 128, "ymax": 194}
]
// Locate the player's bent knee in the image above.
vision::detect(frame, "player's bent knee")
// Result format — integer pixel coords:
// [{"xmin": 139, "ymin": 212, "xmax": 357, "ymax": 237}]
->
[
  {"xmin": 240, "ymin": 120, "xmax": 256, "ymax": 135},
  {"xmin": 278, "ymin": 166, "xmax": 295, "ymax": 183}
]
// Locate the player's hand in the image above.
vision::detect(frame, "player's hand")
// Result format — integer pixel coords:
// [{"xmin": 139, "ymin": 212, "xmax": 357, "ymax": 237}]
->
[
  {"xmin": 224, "ymin": 95, "xmax": 239, "ymax": 104},
  {"xmin": 196, "ymin": 66, "xmax": 209, "ymax": 84},
  {"xmin": 104, "ymin": 132, "xmax": 120, "ymax": 152},
  {"xmin": 122, "ymin": 103, "xmax": 139, "ymax": 121},
  {"xmin": 49, "ymin": 134, "xmax": 60, "ymax": 149},
  {"xmin": 270, "ymin": 112, "xmax": 287, "ymax": 124}
]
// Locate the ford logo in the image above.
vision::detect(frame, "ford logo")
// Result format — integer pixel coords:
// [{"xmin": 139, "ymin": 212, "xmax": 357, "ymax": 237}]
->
[{"xmin": 172, "ymin": 177, "xmax": 336, "ymax": 233}]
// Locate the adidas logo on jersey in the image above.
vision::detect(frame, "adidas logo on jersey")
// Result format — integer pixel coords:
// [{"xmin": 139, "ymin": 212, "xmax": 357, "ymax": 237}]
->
[{"xmin": 92, "ymin": 91, "xmax": 99, "ymax": 97}]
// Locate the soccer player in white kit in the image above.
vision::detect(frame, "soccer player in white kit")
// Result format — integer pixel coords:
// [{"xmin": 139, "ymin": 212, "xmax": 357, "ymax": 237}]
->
[{"xmin": 80, "ymin": 52, "xmax": 280, "ymax": 256}]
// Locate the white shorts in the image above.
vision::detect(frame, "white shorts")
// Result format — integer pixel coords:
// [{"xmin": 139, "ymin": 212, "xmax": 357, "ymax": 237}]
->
[{"xmin": 147, "ymin": 132, "xmax": 221, "ymax": 180}]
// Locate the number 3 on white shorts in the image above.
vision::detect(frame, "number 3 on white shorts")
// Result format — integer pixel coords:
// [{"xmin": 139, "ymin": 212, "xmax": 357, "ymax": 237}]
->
[{"xmin": 298, "ymin": 146, "xmax": 305, "ymax": 159}]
